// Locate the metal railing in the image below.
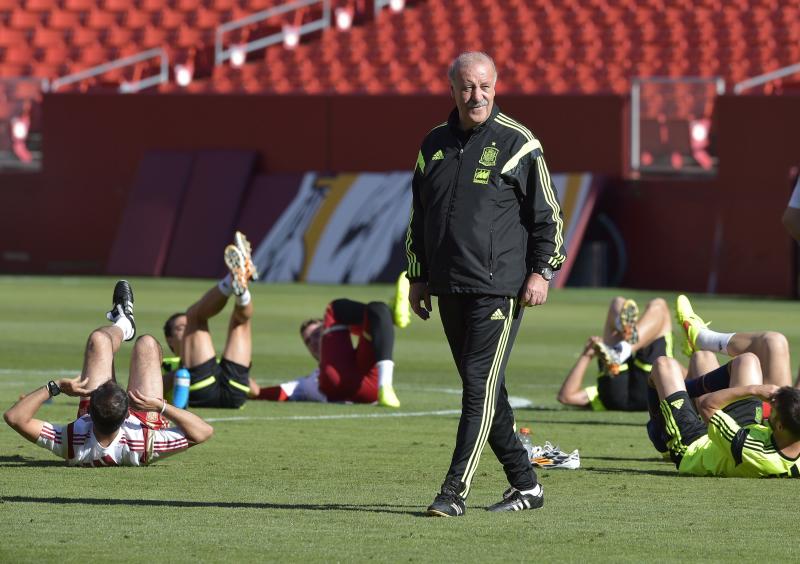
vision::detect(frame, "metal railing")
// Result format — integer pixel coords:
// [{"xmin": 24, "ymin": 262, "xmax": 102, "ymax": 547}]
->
[
  {"xmin": 373, "ymin": 0, "xmax": 396, "ymax": 15},
  {"xmin": 734, "ymin": 61, "xmax": 800, "ymax": 94},
  {"xmin": 214, "ymin": 0, "xmax": 330, "ymax": 65},
  {"xmin": 630, "ymin": 76, "xmax": 724, "ymax": 173},
  {"xmin": 50, "ymin": 48, "xmax": 169, "ymax": 93}
]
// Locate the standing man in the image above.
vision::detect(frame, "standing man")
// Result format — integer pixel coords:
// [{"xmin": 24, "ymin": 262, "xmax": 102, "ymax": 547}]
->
[{"xmin": 406, "ymin": 51, "xmax": 566, "ymax": 515}]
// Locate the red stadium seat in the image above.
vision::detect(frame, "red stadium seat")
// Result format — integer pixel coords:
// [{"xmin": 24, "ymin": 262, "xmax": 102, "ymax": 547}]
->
[
  {"xmin": 86, "ymin": 9, "xmax": 117, "ymax": 29},
  {"xmin": 63, "ymin": 0, "xmax": 96, "ymax": 10},
  {"xmin": 11, "ymin": 9, "xmax": 42, "ymax": 29},
  {"xmin": 47, "ymin": 9, "xmax": 82, "ymax": 29},
  {"xmin": 33, "ymin": 27, "xmax": 66, "ymax": 48},
  {"xmin": 4, "ymin": 43, "xmax": 33, "ymax": 63}
]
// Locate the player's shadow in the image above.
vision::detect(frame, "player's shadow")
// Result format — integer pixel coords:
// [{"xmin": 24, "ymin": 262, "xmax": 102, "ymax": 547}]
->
[
  {"xmin": 1, "ymin": 496, "xmax": 427, "ymax": 516},
  {"xmin": 581, "ymin": 466, "xmax": 678, "ymax": 477},
  {"xmin": 522, "ymin": 418, "xmax": 644, "ymax": 428},
  {"xmin": 0, "ymin": 455, "xmax": 66, "ymax": 468},
  {"xmin": 582, "ymin": 455, "xmax": 667, "ymax": 463}
]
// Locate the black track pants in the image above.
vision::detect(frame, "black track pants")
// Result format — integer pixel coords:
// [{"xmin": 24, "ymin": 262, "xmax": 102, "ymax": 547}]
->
[{"xmin": 437, "ymin": 293, "xmax": 537, "ymax": 498}]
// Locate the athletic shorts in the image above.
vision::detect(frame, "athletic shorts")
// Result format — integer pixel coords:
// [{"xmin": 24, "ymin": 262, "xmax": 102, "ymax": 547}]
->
[
  {"xmin": 188, "ymin": 357, "xmax": 250, "ymax": 409},
  {"xmin": 586, "ymin": 336, "xmax": 671, "ymax": 411},
  {"xmin": 660, "ymin": 390, "xmax": 761, "ymax": 467},
  {"xmin": 588, "ymin": 367, "xmax": 649, "ymax": 411}
]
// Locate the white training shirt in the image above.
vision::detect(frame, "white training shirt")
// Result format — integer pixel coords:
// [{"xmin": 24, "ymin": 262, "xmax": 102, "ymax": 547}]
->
[
  {"xmin": 37, "ymin": 414, "xmax": 189, "ymax": 467},
  {"xmin": 789, "ymin": 175, "xmax": 800, "ymax": 209},
  {"xmin": 281, "ymin": 368, "xmax": 328, "ymax": 402}
]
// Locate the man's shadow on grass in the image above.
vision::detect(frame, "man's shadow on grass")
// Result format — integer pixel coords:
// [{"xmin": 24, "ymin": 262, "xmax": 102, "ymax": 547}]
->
[
  {"xmin": 581, "ymin": 466, "xmax": 679, "ymax": 477},
  {"xmin": 0, "ymin": 455, "xmax": 66, "ymax": 468},
  {"xmin": 1, "ymin": 496, "xmax": 427, "ymax": 516},
  {"xmin": 582, "ymin": 455, "xmax": 667, "ymax": 463},
  {"xmin": 522, "ymin": 418, "xmax": 644, "ymax": 428}
]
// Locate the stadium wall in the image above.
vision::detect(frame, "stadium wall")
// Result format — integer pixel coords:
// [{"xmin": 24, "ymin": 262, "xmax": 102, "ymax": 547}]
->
[{"xmin": 0, "ymin": 93, "xmax": 795, "ymax": 297}]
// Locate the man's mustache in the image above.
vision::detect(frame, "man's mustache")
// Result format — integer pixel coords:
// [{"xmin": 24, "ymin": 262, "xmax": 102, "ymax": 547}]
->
[{"xmin": 468, "ymin": 100, "xmax": 488, "ymax": 109}]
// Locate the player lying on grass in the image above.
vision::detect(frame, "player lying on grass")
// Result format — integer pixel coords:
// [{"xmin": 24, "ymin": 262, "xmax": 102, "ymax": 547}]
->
[
  {"xmin": 646, "ymin": 294, "xmax": 795, "ymax": 456},
  {"xmin": 557, "ymin": 296, "xmax": 676, "ymax": 411},
  {"xmin": 247, "ymin": 274, "xmax": 410, "ymax": 408},
  {"xmin": 649, "ymin": 351, "xmax": 800, "ymax": 477},
  {"xmin": 162, "ymin": 231, "xmax": 259, "ymax": 409},
  {"xmin": 3, "ymin": 281, "xmax": 213, "ymax": 466}
]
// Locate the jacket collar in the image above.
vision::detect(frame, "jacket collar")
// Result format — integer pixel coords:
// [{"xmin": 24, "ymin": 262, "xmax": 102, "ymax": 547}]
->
[{"xmin": 448, "ymin": 103, "xmax": 500, "ymax": 136}]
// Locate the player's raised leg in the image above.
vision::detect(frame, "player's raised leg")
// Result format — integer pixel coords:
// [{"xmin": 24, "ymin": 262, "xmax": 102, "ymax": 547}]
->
[
  {"xmin": 677, "ymin": 294, "xmax": 791, "ymax": 386},
  {"xmin": 128, "ymin": 335, "xmax": 164, "ymax": 399},
  {"xmin": 76, "ymin": 280, "xmax": 136, "ymax": 416}
]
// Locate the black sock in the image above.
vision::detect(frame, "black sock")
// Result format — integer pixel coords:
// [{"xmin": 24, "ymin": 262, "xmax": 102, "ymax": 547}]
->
[{"xmin": 685, "ymin": 362, "xmax": 731, "ymax": 397}]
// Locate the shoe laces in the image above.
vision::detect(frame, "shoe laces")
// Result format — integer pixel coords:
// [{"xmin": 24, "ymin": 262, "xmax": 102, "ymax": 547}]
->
[{"xmin": 437, "ymin": 479, "xmax": 464, "ymax": 503}]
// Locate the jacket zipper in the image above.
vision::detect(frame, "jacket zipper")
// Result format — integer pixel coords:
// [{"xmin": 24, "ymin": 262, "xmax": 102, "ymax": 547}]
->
[
  {"xmin": 442, "ymin": 146, "xmax": 465, "ymax": 245},
  {"xmin": 489, "ymin": 227, "xmax": 494, "ymax": 280}
]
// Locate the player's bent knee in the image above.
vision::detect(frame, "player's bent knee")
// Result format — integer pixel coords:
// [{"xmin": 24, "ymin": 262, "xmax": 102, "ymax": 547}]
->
[
  {"xmin": 86, "ymin": 329, "xmax": 112, "ymax": 351},
  {"xmin": 652, "ymin": 355, "xmax": 677, "ymax": 376},
  {"xmin": 134, "ymin": 334, "xmax": 162, "ymax": 355},
  {"xmin": 649, "ymin": 298, "xmax": 668, "ymax": 313},
  {"xmin": 763, "ymin": 332, "xmax": 789, "ymax": 356},
  {"xmin": 732, "ymin": 352, "xmax": 760, "ymax": 373},
  {"xmin": 609, "ymin": 296, "xmax": 625, "ymax": 309}
]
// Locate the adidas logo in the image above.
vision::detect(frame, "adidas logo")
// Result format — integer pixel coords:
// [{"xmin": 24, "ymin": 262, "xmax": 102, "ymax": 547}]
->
[
  {"xmin": 490, "ymin": 309, "xmax": 506, "ymax": 320},
  {"xmin": 670, "ymin": 399, "xmax": 685, "ymax": 410},
  {"xmin": 432, "ymin": 149, "xmax": 444, "ymax": 160}
]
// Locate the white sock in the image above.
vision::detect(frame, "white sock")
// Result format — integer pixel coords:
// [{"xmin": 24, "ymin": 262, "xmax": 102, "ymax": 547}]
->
[
  {"xmin": 696, "ymin": 329, "xmax": 734, "ymax": 355},
  {"xmin": 614, "ymin": 340, "xmax": 632, "ymax": 362},
  {"xmin": 235, "ymin": 289, "xmax": 251, "ymax": 307},
  {"xmin": 218, "ymin": 274, "xmax": 233, "ymax": 297},
  {"xmin": 377, "ymin": 360, "xmax": 394, "ymax": 388},
  {"xmin": 520, "ymin": 483, "xmax": 542, "ymax": 496},
  {"xmin": 113, "ymin": 313, "xmax": 134, "ymax": 341}
]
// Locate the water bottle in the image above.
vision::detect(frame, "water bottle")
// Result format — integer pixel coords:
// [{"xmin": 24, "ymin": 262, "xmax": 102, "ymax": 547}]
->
[
  {"xmin": 172, "ymin": 368, "xmax": 191, "ymax": 409},
  {"xmin": 518, "ymin": 427, "xmax": 534, "ymax": 459}
]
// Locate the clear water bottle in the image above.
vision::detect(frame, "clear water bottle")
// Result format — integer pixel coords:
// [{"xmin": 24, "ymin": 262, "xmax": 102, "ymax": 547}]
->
[
  {"xmin": 518, "ymin": 427, "xmax": 534, "ymax": 459},
  {"xmin": 172, "ymin": 368, "xmax": 190, "ymax": 409}
]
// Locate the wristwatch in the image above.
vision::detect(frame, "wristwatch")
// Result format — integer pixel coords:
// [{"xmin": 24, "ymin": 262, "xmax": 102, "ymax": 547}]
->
[
  {"xmin": 536, "ymin": 266, "xmax": 553, "ymax": 282},
  {"xmin": 47, "ymin": 380, "xmax": 61, "ymax": 397}
]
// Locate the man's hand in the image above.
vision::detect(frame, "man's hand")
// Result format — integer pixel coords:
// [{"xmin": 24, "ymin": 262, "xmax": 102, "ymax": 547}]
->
[
  {"xmin": 409, "ymin": 282, "xmax": 432, "ymax": 321},
  {"xmin": 57, "ymin": 376, "xmax": 94, "ymax": 397},
  {"xmin": 752, "ymin": 384, "xmax": 780, "ymax": 401},
  {"xmin": 582, "ymin": 336, "xmax": 600, "ymax": 358},
  {"xmin": 128, "ymin": 390, "xmax": 165, "ymax": 412},
  {"xmin": 520, "ymin": 273, "xmax": 549, "ymax": 307}
]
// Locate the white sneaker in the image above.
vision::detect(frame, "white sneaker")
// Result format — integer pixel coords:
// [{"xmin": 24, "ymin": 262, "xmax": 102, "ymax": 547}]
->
[
  {"xmin": 234, "ymin": 230, "xmax": 259, "ymax": 281},
  {"xmin": 224, "ymin": 245, "xmax": 249, "ymax": 297},
  {"xmin": 530, "ymin": 441, "xmax": 580, "ymax": 470}
]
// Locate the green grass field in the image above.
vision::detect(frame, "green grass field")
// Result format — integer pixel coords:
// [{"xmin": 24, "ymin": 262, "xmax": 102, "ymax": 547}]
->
[{"xmin": 1, "ymin": 277, "xmax": 799, "ymax": 563}]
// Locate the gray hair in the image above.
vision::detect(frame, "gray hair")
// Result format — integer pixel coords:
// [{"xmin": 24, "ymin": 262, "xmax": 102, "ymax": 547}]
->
[{"xmin": 448, "ymin": 52, "xmax": 498, "ymax": 85}]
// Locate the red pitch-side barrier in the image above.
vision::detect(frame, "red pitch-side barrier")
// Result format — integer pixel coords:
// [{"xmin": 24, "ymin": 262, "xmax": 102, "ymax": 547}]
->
[{"xmin": 0, "ymin": 93, "xmax": 796, "ymax": 297}]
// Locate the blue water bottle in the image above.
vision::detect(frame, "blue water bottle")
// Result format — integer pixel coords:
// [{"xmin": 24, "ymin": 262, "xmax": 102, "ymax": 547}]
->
[{"xmin": 173, "ymin": 368, "xmax": 191, "ymax": 409}]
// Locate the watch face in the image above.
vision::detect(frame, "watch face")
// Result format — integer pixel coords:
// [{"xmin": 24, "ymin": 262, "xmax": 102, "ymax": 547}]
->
[
  {"xmin": 540, "ymin": 267, "xmax": 553, "ymax": 281},
  {"xmin": 47, "ymin": 381, "xmax": 60, "ymax": 396}
]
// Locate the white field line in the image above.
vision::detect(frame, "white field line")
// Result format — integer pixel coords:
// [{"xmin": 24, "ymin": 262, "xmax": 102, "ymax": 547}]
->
[
  {"xmin": 205, "ymin": 395, "xmax": 532, "ymax": 423},
  {"xmin": 1, "ymin": 368, "xmax": 533, "ymax": 422}
]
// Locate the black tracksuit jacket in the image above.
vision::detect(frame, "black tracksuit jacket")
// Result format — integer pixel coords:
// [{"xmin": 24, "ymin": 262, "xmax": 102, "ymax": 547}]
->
[{"xmin": 405, "ymin": 104, "xmax": 567, "ymax": 296}]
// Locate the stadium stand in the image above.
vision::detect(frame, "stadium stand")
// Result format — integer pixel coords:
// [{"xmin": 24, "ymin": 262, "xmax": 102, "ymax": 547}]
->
[{"xmin": 0, "ymin": 0, "xmax": 798, "ymax": 95}]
